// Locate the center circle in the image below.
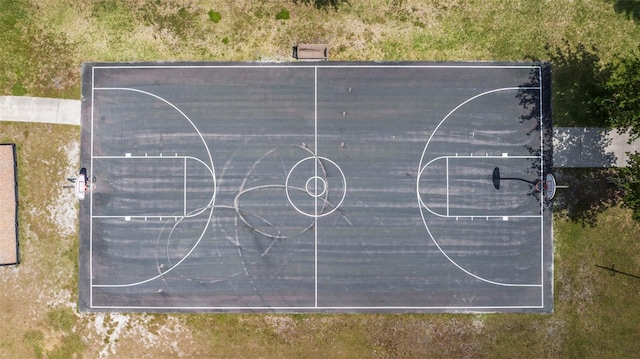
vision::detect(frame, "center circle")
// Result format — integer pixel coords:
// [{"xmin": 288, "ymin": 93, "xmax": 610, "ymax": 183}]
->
[
  {"xmin": 305, "ymin": 176, "xmax": 327, "ymax": 198},
  {"xmin": 285, "ymin": 156, "xmax": 347, "ymax": 218}
]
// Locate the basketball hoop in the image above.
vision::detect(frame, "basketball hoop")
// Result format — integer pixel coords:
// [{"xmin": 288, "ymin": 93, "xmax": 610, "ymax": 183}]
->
[
  {"xmin": 67, "ymin": 167, "xmax": 96, "ymax": 201},
  {"xmin": 544, "ymin": 173, "xmax": 557, "ymax": 200},
  {"xmin": 74, "ymin": 174, "xmax": 86, "ymax": 200},
  {"xmin": 535, "ymin": 173, "xmax": 557, "ymax": 200}
]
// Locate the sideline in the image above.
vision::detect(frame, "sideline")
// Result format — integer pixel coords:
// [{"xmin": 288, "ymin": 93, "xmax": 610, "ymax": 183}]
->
[{"xmin": 0, "ymin": 96, "xmax": 80, "ymax": 126}]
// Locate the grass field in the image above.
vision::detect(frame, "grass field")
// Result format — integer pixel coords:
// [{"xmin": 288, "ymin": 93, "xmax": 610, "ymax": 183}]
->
[{"xmin": 1, "ymin": 0, "xmax": 640, "ymax": 357}]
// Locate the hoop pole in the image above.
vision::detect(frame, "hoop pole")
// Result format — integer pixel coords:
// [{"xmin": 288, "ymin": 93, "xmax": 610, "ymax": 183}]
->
[{"xmin": 500, "ymin": 177, "xmax": 538, "ymax": 185}]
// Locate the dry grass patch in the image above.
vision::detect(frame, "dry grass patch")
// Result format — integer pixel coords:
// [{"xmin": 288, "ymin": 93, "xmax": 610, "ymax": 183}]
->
[
  {"xmin": 0, "ymin": 123, "xmax": 81, "ymax": 358},
  {"xmin": 15, "ymin": 0, "xmax": 640, "ymax": 91}
]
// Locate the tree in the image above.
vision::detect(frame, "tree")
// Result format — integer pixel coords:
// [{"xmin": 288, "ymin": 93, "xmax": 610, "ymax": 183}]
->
[
  {"xmin": 615, "ymin": 153, "xmax": 640, "ymax": 221},
  {"xmin": 601, "ymin": 49, "xmax": 640, "ymax": 140},
  {"xmin": 292, "ymin": 0, "xmax": 349, "ymax": 11},
  {"xmin": 553, "ymin": 168, "xmax": 621, "ymax": 226},
  {"xmin": 602, "ymin": 48, "xmax": 640, "ymax": 220},
  {"xmin": 613, "ymin": 0, "xmax": 640, "ymax": 22},
  {"xmin": 544, "ymin": 42, "xmax": 612, "ymax": 127},
  {"xmin": 543, "ymin": 43, "xmax": 640, "ymax": 223}
]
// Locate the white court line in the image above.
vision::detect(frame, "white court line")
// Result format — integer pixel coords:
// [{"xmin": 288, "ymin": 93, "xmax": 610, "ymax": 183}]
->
[
  {"xmin": 539, "ymin": 66, "xmax": 546, "ymax": 307},
  {"xmin": 423, "ymin": 213, "xmax": 541, "ymax": 220},
  {"xmin": 92, "ymin": 87, "xmax": 216, "ymax": 190},
  {"xmin": 90, "ymin": 304, "xmax": 545, "ymax": 310},
  {"xmin": 184, "ymin": 156, "xmax": 187, "ymax": 217},
  {"xmin": 285, "ymin": 156, "xmax": 347, "ymax": 218},
  {"xmin": 314, "ymin": 66, "xmax": 318, "ymax": 308},
  {"xmin": 446, "ymin": 157, "xmax": 449, "ymax": 217},
  {"xmin": 416, "ymin": 87, "xmax": 541, "ymax": 180},
  {"xmin": 90, "ymin": 155, "xmax": 215, "ymax": 219},
  {"xmin": 90, "ymin": 66, "xmax": 95, "ymax": 307},
  {"xmin": 419, "ymin": 213, "xmax": 542, "ymax": 288},
  {"xmin": 418, "ymin": 155, "xmax": 543, "ymax": 219},
  {"xmin": 416, "ymin": 86, "xmax": 544, "ymax": 288},
  {"xmin": 416, "ymin": 87, "xmax": 541, "ymax": 216},
  {"xmin": 88, "ymin": 65, "xmax": 548, "ymax": 307},
  {"xmin": 92, "ymin": 64, "xmax": 542, "ymax": 70},
  {"xmin": 91, "ymin": 305, "xmax": 544, "ymax": 314},
  {"xmin": 91, "ymin": 87, "xmax": 216, "ymax": 289}
]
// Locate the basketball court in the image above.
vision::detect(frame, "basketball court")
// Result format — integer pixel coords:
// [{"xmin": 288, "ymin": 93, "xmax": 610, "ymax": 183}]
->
[{"xmin": 79, "ymin": 62, "xmax": 553, "ymax": 312}]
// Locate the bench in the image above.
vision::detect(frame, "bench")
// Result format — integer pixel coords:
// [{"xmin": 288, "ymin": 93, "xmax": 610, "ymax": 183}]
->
[{"xmin": 293, "ymin": 44, "xmax": 328, "ymax": 61}]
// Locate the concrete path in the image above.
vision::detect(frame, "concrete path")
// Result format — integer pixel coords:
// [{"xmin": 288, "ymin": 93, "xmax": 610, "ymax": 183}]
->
[
  {"xmin": 553, "ymin": 127, "xmax": 640, "ymax": 168},
  {"xmin": 0, "ymin": 96, "xmax": 80, "ymax": 126}
]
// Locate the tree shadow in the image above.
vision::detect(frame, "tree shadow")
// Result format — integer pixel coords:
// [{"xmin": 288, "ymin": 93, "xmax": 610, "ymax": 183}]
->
[
  {"xmin": 542, "ymin": 42, "xmax": 612, "ymax": 128},
  {"xmin": 518, "ymin": 43, "xmax": 625, "ymax": 225},
  {"xmin": 292, "ymin": 0, "xmax": 349, "ymax": 10},
  {"xmin": 553, "ymin": 168, "xmax": 622, "ymax": 226},
  {"xmin": 613, "ymin": 0, "xmax": 640, "ymax": 22},
  {"xmin": 516, "ymin": 63, "xmax": 553, "ymax": 175},
  {"xmin": 548, "ymin": 128, "xmax": 622, "ymax": 226},
  {"xmin": 553, "ymin": 127, "xmax": 618, "ymax": 167}
]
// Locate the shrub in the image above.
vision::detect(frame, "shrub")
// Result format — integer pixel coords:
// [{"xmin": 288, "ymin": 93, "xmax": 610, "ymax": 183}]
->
[
  {"xmin": 11, "ymin": 81, "xmax": 27, "ymax": 96},
  {"xmin": 208, "ymin": 10, "xmax": 222, "ymax": 23},
  {"xmin": 275, "ymin": 9, "xmax": 290, "ymax": 20}
]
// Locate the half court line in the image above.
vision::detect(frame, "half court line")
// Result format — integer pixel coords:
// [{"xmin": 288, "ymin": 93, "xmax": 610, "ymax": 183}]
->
[{"xmin": 314, "ymin": 66, "xmax": 318, "ymax": 308}]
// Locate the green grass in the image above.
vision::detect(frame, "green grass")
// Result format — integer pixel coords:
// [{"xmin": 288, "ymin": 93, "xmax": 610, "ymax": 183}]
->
[
  {"xmin": 275, "ymin": 8, "xmax": 291, "ymax": 20},
  {"xmin": 46, "ymin": 332, "xmax": 85, "ymax": 359},
  {"xmin": 208, "ymin": 10, "xmax": 222, "ymax": 23},
  {"xmin": 46, "ymin": 307, "xmax": 76, "ymax": 332},
  {"xmin": 553, "ymin": 208, "xmax": 640, "ymax": 357},
  {"xmin": 10, "ymin": 81, "xmax": 27, "ymax": 96},
  {"xmin": 0, "ymin": 0, "xmax": 29, "ymax": 93},
  {"xmin": 22, "ymin": 330, "xmax": 44, "ymax": 359},
  {"xmin": 0, "ymin": 0, "xmax": 79, "ymax": 98},
  {"xmin": 1, "ymin": 0, "xmax": 640, "ymax": 357}
]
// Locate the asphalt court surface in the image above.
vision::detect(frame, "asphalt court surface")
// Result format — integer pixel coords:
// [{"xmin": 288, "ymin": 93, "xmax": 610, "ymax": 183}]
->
[{"xmin": 79, "ymin": 62, "xmax": 553, "ymax": 312}]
